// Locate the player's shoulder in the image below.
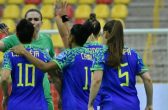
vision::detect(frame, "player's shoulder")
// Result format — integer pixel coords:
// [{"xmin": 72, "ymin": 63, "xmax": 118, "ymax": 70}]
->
[
  {"xmin": 3, "ymin": 50, "xmax": 13, "ymax": 58},
  {"xmin": 66, "ymin": 47, "xmax": 84, "ymax": 54},
  {"xmin": 2, "ymin": 34, "xmax": 17, "ymax": 40},
  {"xmin": 123, "ymin": 47, "xmax": 138, "ymax": 56},
  {"xmin": 24, "ymin": 44, "xmax": 46, "ymax": 53},
  {"xmin": 61, "ymin": 47, "xmax": 87, "ymax": 57},
  {"xmin": 39, "ymin": 33, "xmax": 51, "ymax": 39},
  {"xmin": 38, "ymin": 33, "xmax": 52, "ymax": 43},
  {"xmin": 4, "ymin": 50, "xmax": 11, "ymax": 54}
]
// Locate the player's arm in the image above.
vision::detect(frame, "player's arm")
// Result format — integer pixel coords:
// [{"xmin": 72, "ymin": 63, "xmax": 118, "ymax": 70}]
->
[
  {"xmin": 10, "ymin": 45, "xmax": 60, "ymax": 72},
  {"xmin": 0, "ymin": 40, "xmax": 5, "ymax": 51},
  {"xmin": 1, "ymin": 69, "xmax": 10, "ymax": 98},
  {"xmin": 0, "ymin": 23, "xmax": 9, "ymax": 51},
  {"xmin": 140, "ymin": 72, "xmax": 153, "ymax": 110},
  {"xmin": 49, "ymin": 70, "xmax": 62, "ymax": 109},
  {"xmin": 55, "ymin": 16, "xmax": 69, "ymax": 48},
  {"xmin": 0, "ymin": 23, "xmax": 9, "ymax": 36},
  {"xmin": 0, "ymin": 51, "xmax": 13, "ymax": 110},
  {"xmin": 135, "ymin": 50, "xmax": 153, "ymax": 110},
  {"xmin": 54, "ymin": 1, "xmax": 70, "ymax": 48},
  {"xmin": 0, "ymin": 69, "xmax": 10, "ymax": 110},
  {"xmin": 88, "ymin": 70, "xmax": 103, "ymax": 109},
  {"xmin": 23, "ymin": 51, "xmax": 59, "ymax": 72}
]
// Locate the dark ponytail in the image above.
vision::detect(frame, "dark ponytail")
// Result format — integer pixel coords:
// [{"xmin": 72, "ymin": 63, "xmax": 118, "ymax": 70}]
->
[
  {"xmin": 84, "ymin": 13, "xmax": 101, "ymax": 37},
  {"xmin": 103, "ymin": 20, "xmax": 124, "ymax": 68}
]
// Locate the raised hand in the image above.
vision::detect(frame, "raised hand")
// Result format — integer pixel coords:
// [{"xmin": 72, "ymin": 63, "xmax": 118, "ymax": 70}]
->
[
  {"xmin": 0, "ymin": 23, "xmax": 9, "ymax": 38},
  {"xmin": 145, "ymin": 105, "xmax": 153, "ymax": 110},
  {"xmin": 54, "ymin": 0, "xmax": 68, "ymax": 16}
]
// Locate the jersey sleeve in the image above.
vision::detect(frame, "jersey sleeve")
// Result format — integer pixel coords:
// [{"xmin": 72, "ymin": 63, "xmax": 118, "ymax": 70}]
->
[
  {"xmin": 1, "ymin": 35, "xmax": 19, "ymax": 52},
  {"xmin": 42, "ymin": 50, "xmax": 52, "ymax": 63},
  {"xmin": 132, "ymin": 49, "xmax": 148, "ymax": 75},
  {"xmin": 91, "ymin": 48, "xmax": 105, "ymax": 71},
  {"xmin": 2, "ymin": 51, "xmax": 12, "ymax": 70},
  {"xmin": 52, "ymin": 49, "xmax": 74, "ymax": 70}
]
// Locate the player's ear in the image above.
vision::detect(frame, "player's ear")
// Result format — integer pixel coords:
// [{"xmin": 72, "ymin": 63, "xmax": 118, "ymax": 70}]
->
[
  {"xmin": 33, "ymin": 31, "xmax": 36, "ymax": 39},
  {"xmin": 40, "ymin": 21, "xmax": 43, "ymax": 27},
  {"xmin": 71, "ymin": 35, "xmax": 75, "ymax": 43}
]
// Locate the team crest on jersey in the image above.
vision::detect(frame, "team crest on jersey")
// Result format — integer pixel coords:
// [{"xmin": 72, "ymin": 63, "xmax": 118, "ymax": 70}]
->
[{"xmin": 81, "ymin": 53, "xmax": 93, "ymax": 61}]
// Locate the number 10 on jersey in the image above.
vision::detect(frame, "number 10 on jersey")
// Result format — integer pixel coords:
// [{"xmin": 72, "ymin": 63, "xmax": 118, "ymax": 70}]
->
[{"xmin": 17, "ymin": 63, "xmax": 35, "ymax": 87}]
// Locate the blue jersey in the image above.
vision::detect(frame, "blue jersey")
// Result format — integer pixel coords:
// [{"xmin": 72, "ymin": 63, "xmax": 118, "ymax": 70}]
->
[
  {"xmin": 2, "ymin": 45, "xmax": 51, "ymax": 110},
  {"xmin": 84, "ymin": 41, "xmax": 105, "ymax": 109},
  {"xmin": 53, "ymin": 46, "xmax": 102, "ymax": 110},
  {"xmin": 92, "ymin": 47, "xmax": 148, "ymax": 110}
]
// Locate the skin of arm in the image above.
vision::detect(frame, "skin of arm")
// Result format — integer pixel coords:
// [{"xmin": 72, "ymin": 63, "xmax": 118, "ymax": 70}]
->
[
  {"xmin": 140, "ymin": 72, "xmax": 153, "ymax": 110},
  {"xmin": 10, "ymin": 45, "xmax": 60, "ymax": 72},
  {"xmin": 0, "ymin": 40, "xmax": 5, "ymax": 51},
  {"xmin": 55, "ymin": 16, "xmax": 69, "ymax": 48},
  {"xmin": 0, "ymin": 23, "xmax": 9, "ymax": 51},
  {"xmin": 88, "ymin": 70, "xmax": 103, "ymax": 109},
  {"xmin": 1, "ymin": 69, "xmax": 11, "ymax": 110},
  {"xmin": 23, "ymin": 50, "xmax": 59, "ymax": 72},
  {"xmin": 49, "ymin": 69, "xmax": 62, "ymax": 109},
  {"xmin": 48, "ymin": 69, "xmax": 62, "ymax": 95},
  {"xmin": 54, "ymin": 1, "xmax": 70, "ymax": 48}
]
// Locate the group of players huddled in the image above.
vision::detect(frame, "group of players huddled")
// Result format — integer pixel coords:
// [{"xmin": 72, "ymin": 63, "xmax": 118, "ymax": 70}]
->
[{"xmin": 0, "ymin": 1, "xmax": 153, "ymax": 110}]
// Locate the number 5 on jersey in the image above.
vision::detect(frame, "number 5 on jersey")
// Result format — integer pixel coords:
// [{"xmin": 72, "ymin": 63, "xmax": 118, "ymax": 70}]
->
[{"xmin": 118, "ymin": 63, "xmax": 129, "ymax": 87}]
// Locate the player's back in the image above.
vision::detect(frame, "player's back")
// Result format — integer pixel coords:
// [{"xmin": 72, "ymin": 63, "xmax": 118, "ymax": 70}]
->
[
  {"xmin": 3, "ymin": 45, "xmax": 49, "ymax": 110},
  {"xmin": 56, "ymin": 47, "xmax": 96, "ymax": 110},
  {"xmin": 100, "ymin": 47, "xmax": 148, "ymax": 110}
]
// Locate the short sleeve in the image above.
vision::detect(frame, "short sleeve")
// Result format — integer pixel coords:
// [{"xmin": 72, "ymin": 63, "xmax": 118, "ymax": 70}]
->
[
  {"xmin": 91, "ymin": 48, "xmax": 105, "ymax": 71},
  {"xmin": 136, "ymin": 51, "xmax": 148, "ymax": 75},
  {"xmin": 52, "ymin": 49, "xmax": 74, "ymax": 70},
  {"xmin": 43, "ymin": 50, "xmax": 52, "ymax": 62},
  {"xmin": 2, "ymin": 52, "xmax": 12, "ymax": 70},
  {"xmin": 1, "ymin": 35, "xmax": 19, "ymax": 52}
]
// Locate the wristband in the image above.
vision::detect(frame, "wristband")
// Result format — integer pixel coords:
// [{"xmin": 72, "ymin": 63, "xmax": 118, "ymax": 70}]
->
[{"xmin": 61, "ymin": 15, "xmax": 69, "ymax": 23}]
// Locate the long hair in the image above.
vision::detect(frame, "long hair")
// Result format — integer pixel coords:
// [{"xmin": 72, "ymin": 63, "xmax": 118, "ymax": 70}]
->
[{"xmin": 103, "ymin": 20, "xmax": 124, "ymax": 68}]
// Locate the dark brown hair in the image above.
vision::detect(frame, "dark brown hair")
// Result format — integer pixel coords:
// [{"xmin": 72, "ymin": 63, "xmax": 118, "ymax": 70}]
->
[
  {"xmin": 16, "ymin": 19, "xmax": 34, "ymax": 44},
  {"xmin": 71, "ymin": 22, "xmax": 93, "ymax": 46},
  {"xmin": 25, "ymin": 9, "xmax": 43, "ymax": 21},
  {"xmin": 103, "ymin": 20, "xmax": 124, "ymax": 68},
  {"xmin": 83, "ymin": 13, "xmax": 101, "ymax": 38}
]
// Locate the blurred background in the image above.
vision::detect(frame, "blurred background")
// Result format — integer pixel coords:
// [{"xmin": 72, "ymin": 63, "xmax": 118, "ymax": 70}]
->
[{"xmin": 0, "ymin": 0, "xmax": 168, "ymax": 110}]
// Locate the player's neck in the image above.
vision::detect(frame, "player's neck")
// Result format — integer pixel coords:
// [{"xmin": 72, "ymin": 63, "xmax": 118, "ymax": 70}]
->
[
  {"xmin": 33, "ymin": 33, "xmax": 39, "ymax": 40},
  {"xmin": 87, "ymin": 35, "xmax": 97, "ymax": 42},
  {"xmin": 71, "ymin": 43, "xmax": 80, "ymax": 48}
]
